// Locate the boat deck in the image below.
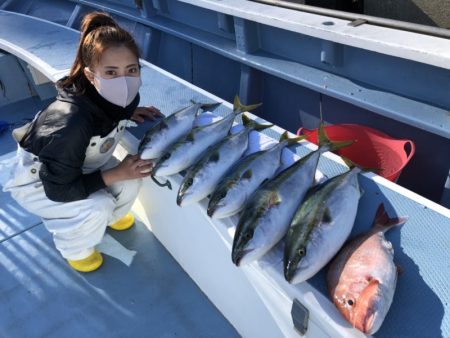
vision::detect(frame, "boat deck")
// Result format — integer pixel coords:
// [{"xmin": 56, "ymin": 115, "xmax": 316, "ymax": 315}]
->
[
  {"xmin": 1, "ymin": 6, "xmax": 450, "ymax": 338},
  {"xmin": 0, "ymin": 101, "xmax": 238, "ymax": 337}
]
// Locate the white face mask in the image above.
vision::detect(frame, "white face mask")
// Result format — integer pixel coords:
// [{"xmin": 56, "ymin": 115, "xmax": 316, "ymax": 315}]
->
[{"xmin": 88, "ymin": 70, "xmax": 142, "ymax": 108}]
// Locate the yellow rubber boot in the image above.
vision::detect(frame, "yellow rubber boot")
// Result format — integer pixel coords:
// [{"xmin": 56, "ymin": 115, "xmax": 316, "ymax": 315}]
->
[
  {"xmin": 67, "ymin": 250, "xmax": 103, "ymax": 272},
  {"xmin": 110, "ymin": 213, "xmax": 135, "ymax": 231}
]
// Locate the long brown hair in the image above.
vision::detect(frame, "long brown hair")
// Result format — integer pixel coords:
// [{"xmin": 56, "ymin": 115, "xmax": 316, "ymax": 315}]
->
[{"xmin": 58, "ymin": 12, "xmax": 140, "ymax": 92}]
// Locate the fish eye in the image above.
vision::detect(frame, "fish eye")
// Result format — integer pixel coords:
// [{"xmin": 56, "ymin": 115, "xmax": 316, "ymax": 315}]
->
[
  {"xmin": 244, "ymin": 232, "xmax": 252, "ymax": 240},
  {"xmin": 297, "ymin": 248, "xmax": 306, "ymax": 256},
  {"xmin": 186, "ymin": 178, "xmax": 193, "ymax": 186},
  {"xmin": 162, "ymin": 153, "xmax": 171, "ymax": 160},
  {"xmin": 347, "ymin": 299, "xmax": 355, "ymax": 306},
  {"xmin": 220, "ymin": 191, "xmax": 227, "ymax": 199}
]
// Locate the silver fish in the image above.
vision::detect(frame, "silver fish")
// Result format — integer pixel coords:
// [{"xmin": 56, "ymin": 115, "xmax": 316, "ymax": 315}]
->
[
  {"xmin": 152, "ymin": 96, "xmax": 261, "ymax": 177},
  {"xmin": 138, "ymin": 101, "xmax": 220, "ymax": 160},
  {"xmin": 283, "ymin": 167, "xmax": 362, "ymax": 284},
  {"xmin": 231, "ymin": 122, "xmax": 354, "ymax": 266},
  {"xmin": 207, "ymin": 132, "xmax": 303, "ymax": 219},
  {"xmin": 231, "ymin": 147, "xmax": 325, "ymax": 266},
  {"xmin": 177, "ymin": 115, "xmax": 272, "ymax": 207},
  {"xmin": 327, "ymin": 204, "xmax": 407, "ymax": 335}
]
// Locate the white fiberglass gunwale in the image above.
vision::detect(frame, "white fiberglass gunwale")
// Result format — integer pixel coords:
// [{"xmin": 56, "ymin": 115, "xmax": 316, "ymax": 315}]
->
[
  {"xmin": 179, "ymin": 0, "xmax": 450, "ymax": 70},
  {"xmin": 126, "ymin": 59, "xmax": 450, "ymax": 218}
]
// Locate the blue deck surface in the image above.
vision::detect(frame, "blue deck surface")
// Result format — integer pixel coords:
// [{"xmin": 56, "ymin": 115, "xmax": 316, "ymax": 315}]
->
[
  {"xmin": 0, "ymin": 222, "xmax": 239, "ymax": 338},
  {"xmin": 0, "ymin": 99, "xmax": 239, "ymax": 337},
  {"xmin": 1, "ymin": 6, "xmax": 450, "ymax": 338}
]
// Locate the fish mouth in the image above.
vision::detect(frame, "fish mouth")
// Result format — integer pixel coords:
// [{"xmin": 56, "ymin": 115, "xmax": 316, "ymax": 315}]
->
[
  {"xmin": 231, "ymin": 248, "xmax": 254, "ymax": 266},
  {"xmin": 206, "ymin": 205, "xmax": 215, "ymax": 217},
  {"xmin": 284, "ymin": 262, "xmax": 296, "ymax": 283},
  {"xmin": 231, "ymin": 251, "xmax": 241, "ymax": 266},
  {"xmin": 284, "ymin": 271, "xmax": 293, "ymax": 283},
  {"xmin": 351, "ymin": 279, "xmax": 381, "ymax": 334},
  {"xmin": 176, "ymin": 193, "xmax": 184, "ymax": 206},
  {"xmin": 178, "ymin": 192, "xmax": 198, "ymax": 207},
  {"xmin": 353, "ymin": 311, "xmax": 376, "ymax": 334},
  {"xmin": 363, "ymin": 313, "xmax": 376, "ymax": 335},
  {"xmin": 207, "ymin": 203, "xmax": 228, "ymax": 219}
]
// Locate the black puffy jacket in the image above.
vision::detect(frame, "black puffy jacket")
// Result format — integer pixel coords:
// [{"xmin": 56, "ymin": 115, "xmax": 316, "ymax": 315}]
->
[{"xmin": 20, "ymin": 81, "xmax": 139, "ymax": 202}]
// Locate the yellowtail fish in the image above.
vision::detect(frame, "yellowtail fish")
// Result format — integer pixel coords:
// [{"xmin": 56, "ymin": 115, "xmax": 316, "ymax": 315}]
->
[
  {"xmin": 207, "ymin": 131, "xmax": 303, "ymax": 219},
  {"xmin": 177, "ymin": 114, "xmax": 272, "ymax": 207},
  {"xmin": 283, "ymin": 167, "xmax": 361, "ymax": 284},
  {"xmin": 152, "ymin": 96, "xmax": 260, "ymax": 177},
  {"xmin": 138, "ymin": 101, "xmax": 220, "ymax": 160}
]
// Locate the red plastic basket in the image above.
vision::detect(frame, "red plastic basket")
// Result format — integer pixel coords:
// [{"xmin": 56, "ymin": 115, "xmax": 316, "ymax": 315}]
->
[{"xmin": 297, "ymin": 124, "xmax": 415, "ymax": 182}]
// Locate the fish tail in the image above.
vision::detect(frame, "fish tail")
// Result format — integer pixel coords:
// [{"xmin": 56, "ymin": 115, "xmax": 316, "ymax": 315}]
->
[
  {"xmin": 317, "ymin": 121, "xmax": 354, "ymax": 152},
  {"xmin": 199, "ymin": 102, "xmax": 221, "ymax": 113},
  {"xmin": 373, "ymin": 203, "xmax": 408, "ymax": 232},
  {"xmin": 316, "ymin": 122, "xmax": 381, "ymax": 173},
  {"xmin": 242, "ymin": 113, "xmax": 273, "ymax": 131},
  {"xmin": 279, "ymin": 131, "xmax": 305, "ymax": 145},
  {"xmin": 151, "ymin": 175, "xmax": 172, "ymax": 190},
  {"xmin": 233, "ymin": 95, "xmax": 262, "ymax": 114}
]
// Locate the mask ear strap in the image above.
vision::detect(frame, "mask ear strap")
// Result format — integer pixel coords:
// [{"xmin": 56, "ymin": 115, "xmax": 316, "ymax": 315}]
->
[{"xmin": 84, "ymin": 67, "xmax": 97, "ymax": 83}]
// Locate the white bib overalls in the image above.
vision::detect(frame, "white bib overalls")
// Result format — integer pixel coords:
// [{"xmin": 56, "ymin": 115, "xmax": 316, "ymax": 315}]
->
[{"xmin": 3, "ymin": 119, "xmax": 141, "ymax": 260}]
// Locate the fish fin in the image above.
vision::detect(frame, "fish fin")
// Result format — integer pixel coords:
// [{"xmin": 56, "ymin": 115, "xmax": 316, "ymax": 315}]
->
[
  {"xmin": 359, "ymin": 279, "xmax": 380, "ymax": 302},
  {"xmin": 159, "ymin": 120, "xmax": 168, "ymax": 130},
  {"xmin": 233, "ymin": 95, "xmax": 262, "ymax": 114},
  {"xmin": 185, "ymin": 132, "xmax": 195, "ymax": 142},
  {"xmin": 209, "ymin": 152, "xmax": 220, "ymax": 163},
  {"xmin": 279, "ymin": 131, "xmax": 305, "ymax": 145},
  {"xmin": 261, "ymin": 178, "xmax": 269, "ymax": 187},
  {"xmin": 328, "ymin": 140, "xmax": 355, "ymax": 152},
  {"xmin": 268, "ymin": 192, "xmax": 282, "ymax": 208},
  {"xmin": 304, "ymin": 183, "xmax": 324, "ymax": 200},
  {"xmin": 241, "ymin": 114, "xmax": 252, "ymax": 127},
  {"xmin": 317, "ymin": 122, "xmax": 354, "ymax": 152},
  {"xmin": 151, "ymin": 176, "xmax": 172, "ymax": 190},
  {"xmin": 200, "ymin": 102, "xmax": 221, "ymax": 112},
  {"xmin": 396, "ymin": 264, "xmax": 404, "ymax": 275},
  {"xmin": 322, "ymin": 208, "xmax": 332, "ymax": 224},
  {"xmin": 242, "ymin": 114, "xmax": 272, "ymax": 131},
  {"xmin": 317, "ymin": 121, "xmax": 330, "ymax": 146},
  {"xmin": 374, "ymin": 203, "xmax": 408, "ymax": 231},
  {"xmin": 242, "ymin": 169, "xmax": 252, "ymax": 180}
]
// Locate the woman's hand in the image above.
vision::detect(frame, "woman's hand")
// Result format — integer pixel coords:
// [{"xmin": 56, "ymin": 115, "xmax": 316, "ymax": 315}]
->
[
  {"xmin": 131, "ymin": 106, "xmax": 164, "ymax": 123},
  {"xmin": 101, "ymin": 155, "xmax": 153, "ymax": 186}
]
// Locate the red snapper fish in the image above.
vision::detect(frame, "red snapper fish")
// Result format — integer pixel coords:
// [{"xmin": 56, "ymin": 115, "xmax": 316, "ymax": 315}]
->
[{"xmin": 327, "ymin": 204, "xmax": 407, "ymax": 335}]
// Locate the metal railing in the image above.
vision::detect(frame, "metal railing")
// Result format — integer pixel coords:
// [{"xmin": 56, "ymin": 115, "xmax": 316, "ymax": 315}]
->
[{"xmin": 249, "ymin": 0, "xmax": 450, "ymax": 39}]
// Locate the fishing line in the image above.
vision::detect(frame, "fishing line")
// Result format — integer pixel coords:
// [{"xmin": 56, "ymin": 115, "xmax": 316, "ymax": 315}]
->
[{"xmin": 319, "ymin": 93, "xmax": 323, "ymax": 121}]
